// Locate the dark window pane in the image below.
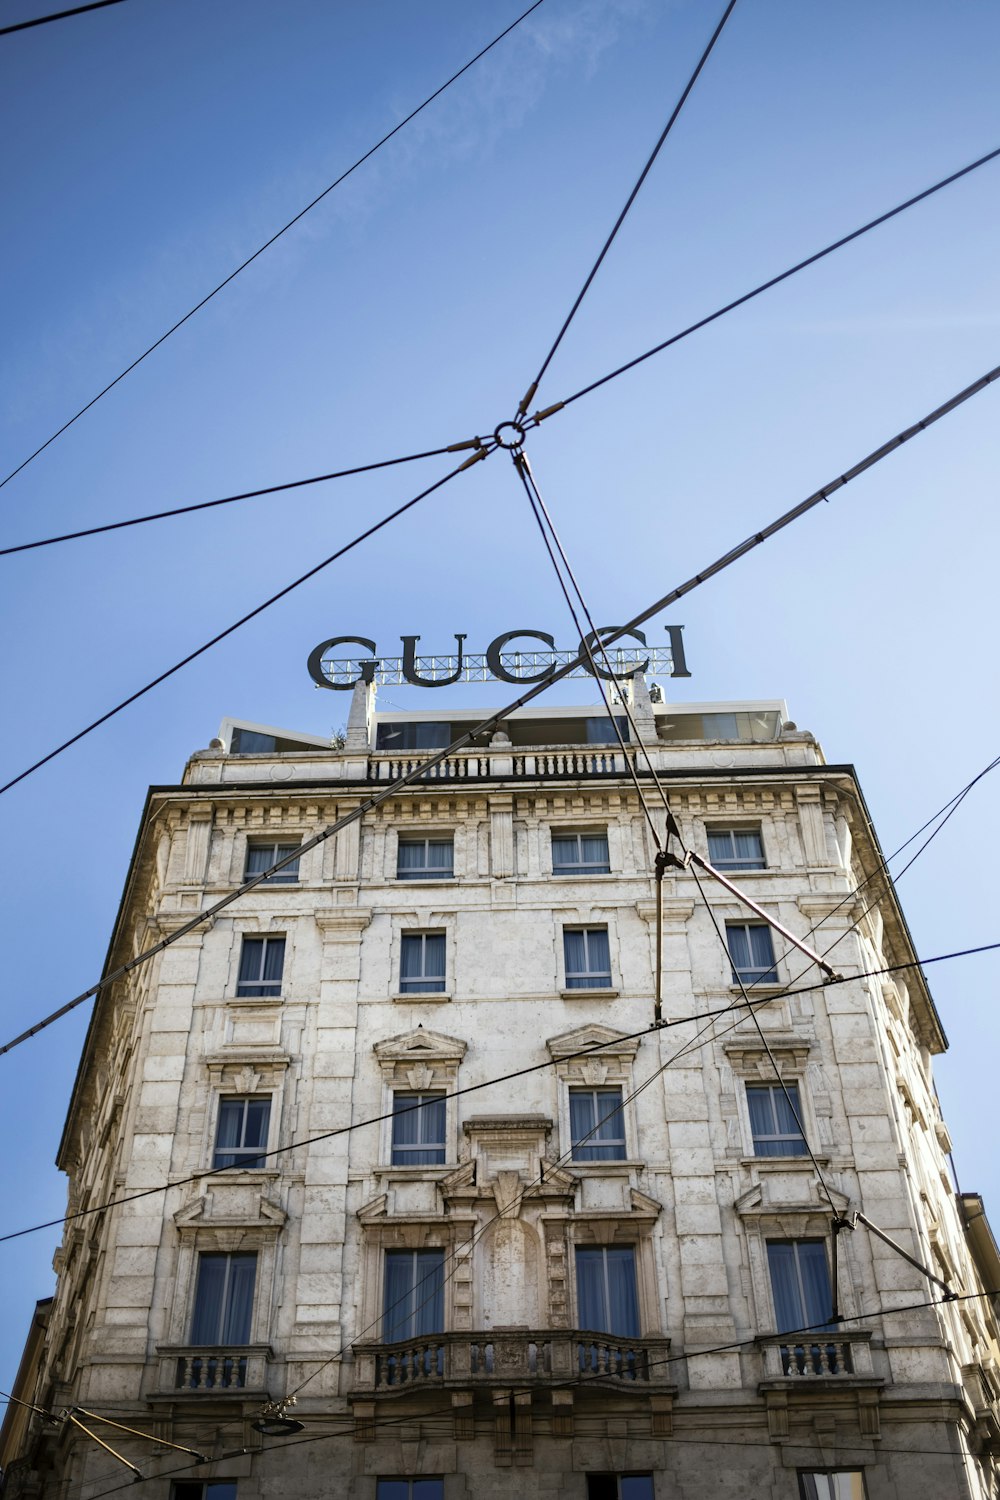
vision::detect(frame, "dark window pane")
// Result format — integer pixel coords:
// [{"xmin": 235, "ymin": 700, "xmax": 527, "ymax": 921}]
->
[
  {"xmin": 571, "ymin": 1089, "xmax": 626, "ymax": 1161},
  {"xmin": 392, "ymin": 1094, "xmax": 446, "ymax": 1165},
  {"xmin": 384, "ymin": 1249, "xmax": 444, "ymax": 1342},
  {"xmin": 190, "ymin": 1253, "xmax": 256, "ymax": 1344},
  {"xmin": 246, "ymin": 843, "xmax": 300, "ymax": 883},
  {"xmin": 576, "ymin": 1246, "xmax": 638, "ymax": 1336},
  {"xmin": 587, "ymin": 1479, "xmax": 619, "ymax": 1500},
  {"xmin": 620, "ymin": 1479, "xmax": 655, "ymax": 1500}
]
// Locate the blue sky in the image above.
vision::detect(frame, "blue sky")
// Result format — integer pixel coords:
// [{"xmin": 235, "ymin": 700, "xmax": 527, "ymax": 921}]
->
[{"xmin": 1, "ymin": 0, "xmax": 998, "ymax": 1391}]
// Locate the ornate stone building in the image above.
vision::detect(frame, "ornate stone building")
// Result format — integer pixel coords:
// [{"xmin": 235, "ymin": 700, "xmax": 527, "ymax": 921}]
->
[{"xmin": 3, "ymin": 685, "xmax": 999, "ymax": 1500}]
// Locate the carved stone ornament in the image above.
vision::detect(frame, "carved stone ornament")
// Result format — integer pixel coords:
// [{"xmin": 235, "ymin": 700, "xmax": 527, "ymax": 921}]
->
[
  {"xmin": 406, "ymin": 1064, "xmax": 435, "ymax": 1091},
  {"xmin": 236, "ymin": 1065, "xmax": 260, "ymax": 1094}
]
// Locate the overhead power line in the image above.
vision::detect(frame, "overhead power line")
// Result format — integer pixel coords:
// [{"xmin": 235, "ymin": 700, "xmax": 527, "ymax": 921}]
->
[
  {"xmin": 49, "ymin": 1287, "xmax": 1000, "ymax": 1500},
  {"xmin": 537, "ymin": 143, "xmax": 1000, "ymax": 418},
  {"xmin": 0, "ymin": 443, "xmax": 462, "ymax": 556},
  {"xmin": 0, "ymin": 450, "xmax": 487, "ymax": 799},
  {"xmin": 1, "ymin": 939, "xmax": 995, "ymax": 1246},
  {"xmin": 519, "ymin": 0, "xmax": 738, "ymax": 415},
  {"xmin": 0, "ymin": 353, "xmax": 996, "ymax": 1028},
  {"xmin": 4, "ymin": 145, "xmax": 996, "ymax": 558},
  {"xmin": 0, "ymin": 0, "xmax": 545, "ymax": 490},
  {"xmin": 0, "ymin": 0, "xmax": 128, "ymax": 36}
]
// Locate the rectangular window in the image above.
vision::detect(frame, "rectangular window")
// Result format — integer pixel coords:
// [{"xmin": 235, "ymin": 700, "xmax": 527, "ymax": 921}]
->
[
  {"xmin": 575, "ymin": 1245, "xmax": 639, "ymax": 1335},
  {"xmin": 725, "ymin": 922, "xmax": 777, "ymax": 984},
  {"xmin": 798, "ymin": 1474, "xmax": 867, "ymax": 1500},
  {"xmin": 377, "ymin": 721, "xmax": 451, "ymax": 751},
  {"xmin": 236, "ymin": 936, "xmax": 285, "ymax": 997},
  {"xmin": 747, "ymin": 1084, "xmax": 807, "ymax": 1157},
  {"xmin": 552, "ymin": 832, "xmax": 610, "ymax": 876},
  {"xmin": 397, "ymin": 837, "xmax": 454, "ymax": 880},
  {"xmin": 376, "ymin": 1482, "xmax": 444, "ymax": 1500},
  {"xmin": 563, "ymin": 927, "xmax": 612, "ymax": 989},
  {"xmin": 245, "ymin": 841, "xmax": 300, "ymax": 884},
  {"xmin": 767, "ymin": 1240, "xmax": 843, "ymax": 1375},
  {"xmin": 399, "ymin": 933, "xmax": 446, "ymax": 993},
  {"xmin": 190, "ymin": 1252, "xmax": 257, "ymax": 1344},
  {"xmin": 585, "ymin": 716, "xmax": 629, "ymax": 744},
  {"xmin": 587, "ymin": 1479, "xmax": 654, "ymax": 1500},
  {"xmin": 392, "ymin": 1093, "xmax": 446, "ymax": 1165},
  {"xmin": 707, "ymin": 827, "xmax": 765, "ymax": 870},
  {"xmin": 570, "ymin": 1088, "xmax": 626, "ymax": 1161},
  {"xmin": 383, "ymin": 1249, "xmax": 445, "ymax": 1342},
  {"xmin": 173, "ymin": 1485, "xmax": 239, "ymax": 1500},
  {"xmin": 213, "ymin": 1097, "xmax": 271, "ymax": 1169}
]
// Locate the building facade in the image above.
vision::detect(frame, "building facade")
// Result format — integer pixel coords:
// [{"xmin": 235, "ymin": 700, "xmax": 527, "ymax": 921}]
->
[{"xmin": 3, "ymin": 683, "xmax": 999, "ymax": 1500}]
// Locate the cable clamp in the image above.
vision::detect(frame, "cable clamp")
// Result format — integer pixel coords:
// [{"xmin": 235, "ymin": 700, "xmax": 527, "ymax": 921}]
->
[
  {"xmin": 517, "ymin": 381, "xmax": 538, "ymax": 418},
  {"xmin": 456, "ymin": 447, "xmax": 489, "ymax": 472},
  {"xmin": 446, "ymin": 437, "xmax": 484, "ymax": 452},
  {"xmin": 530, "ymin": 401, "xmax": 565, "ymax": 424}
]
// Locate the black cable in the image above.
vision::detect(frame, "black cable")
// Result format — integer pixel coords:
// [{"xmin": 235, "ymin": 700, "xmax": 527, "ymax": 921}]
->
[
  {"xmin": 2, "ymin": 941, "xmax": 995, "ymax": 1251},
  {"xmin": 4, "ymin": 356, "xmax": 997, "ymax": 1045},
  {"xmin": 0, "ymin": 443, "xmax": 463, "ymax": 556},
  {"xmin": 519, "ymin": 0, "xmax": 738, "ymax": 414},
  {"xmin": 61, "ymin": 1287, "xmax": 1000, "ymax": 1500},
  {"xmin": 510, "ymin": 448, "xmax": 665, "ymax": 847},
  {"xmin": 0, "ymin": 452, "xmax": 485, "ymax": 799},
  {"xmin": 538, "ymin": 144, "xmax": 1000, "ymax": 418},
  {"xmin": 0, "ymin": 0, "xmax": 545, "ymax": 491},
  {"xmin": 0, "ymin": 0, "xmax": 128, "ymax": 36}
]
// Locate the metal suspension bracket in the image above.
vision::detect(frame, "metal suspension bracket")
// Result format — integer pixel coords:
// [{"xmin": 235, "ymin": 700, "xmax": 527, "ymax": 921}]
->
[
  {"xmin": 64, "ymin": 1412, "xmax": 143, "ymax": 1482},
  {"xmin": 684, "ymin": 849, "xmax": 842, "ymax": 982},
  {"xmin": 852, "ymin": 1210, "xmax": 957, "ymax": 1300}
]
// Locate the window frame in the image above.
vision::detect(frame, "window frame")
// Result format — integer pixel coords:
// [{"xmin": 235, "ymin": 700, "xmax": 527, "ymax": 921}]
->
[
  {"xmin": 551, "ymin": 830, "xmax": 611, "ymax": 877},
  {"xmin": 399, "ymin": 931, "xmax": 447, "ymax": 994},
  {"xmin": 586, "ymin": 1477, "xmax": 655, "ymax": 1500},
  {"xmin": 706, "ymin": 826, "xmax": 765, "ymax": 871},
  {"xmin": 212, "ymin": 1095, "xmax": 272, "ymax": 1171},
  {"xmin": 725, "ymin": 920, "xmax": 778, "ymax": 986},
  {"xmin": 376, "ymin": 1481, "xmax": 444, "ymax": 1500},
  {"xmin": 235, "ymin": 934, "xmax": 286, "ymax": 998},
  {"xmin": 765, "ymin": 1238, "xmax": 835, "ymax": 1335},
  {"xmin": 243, "ymin": 840, "xmax": 301, "ymax": 885},
  {"xmin": 745, "ymin": 1082, "xmax": 808, "ymax": 1158},
  {"xmin": 172, "ymin": 1484, "xmax": 240, "ymax": 1500},
  {"xmin": 562, "ymin": 925, "xmax": 613, "ymax": 991},
  {"xmin": 396, "ymin": 834, "xmax": 455, "ymax": 881},
  {"xmin": 189, "ymin": 1251, "xmax": 258, "ymax": 1346},
  {"xmin": 797, "ymin": 1471, "xmax": 869, "ymax": 1500},
  {"xmin": 391, "ymin": 1091, "xmax": 447, "ymax": 1165},
  {"xmin": 574, "ymin": 1243, "xmax": 641, "ymax": 1336},
  {"xmin": 382, "ymin": 1247, "xmax": 446, "ymax": 1343},
  {"xmin": 569, "ymin": 1086, "xmax": 627, "ymax": 1162}
]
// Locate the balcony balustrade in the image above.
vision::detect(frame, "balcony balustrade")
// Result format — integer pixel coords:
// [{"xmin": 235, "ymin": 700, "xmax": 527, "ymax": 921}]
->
[
  {"xmin": 154, "ymin": 1344, "xmax": 271, "ymax": 1397},
  {"xmin": 353, "ymin": 1329, "xmax": 672, "ymax": 1395},
  {"xmin": 757, "ymin": 1330, "xmax": 874, "ymax": 1382},
  {"xmin": 368, "ymin": 748, "xmax": 634, "ymax": 784}
]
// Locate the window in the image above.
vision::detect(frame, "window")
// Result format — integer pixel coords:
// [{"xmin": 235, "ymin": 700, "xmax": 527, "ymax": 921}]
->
[
  {"xmin": 798, "ymin": 1475, "xmax": 867, "ymax": 1500},
  {"xmin": 377, "ymin": 1482, "xmax": 443, "ymax": 1500},
  {"xmin": 586, "ymin": 1479, "xmax": 654, "ymax": 1500},
  {"xmin": 725, "ymin": 922, "xmax": 777, "ymax": 984},
  {"xmin": 399, "ymin": 933, "xmax": 446, "ymax": 993},
  {"xmin": 383, "ymin": 1249, "xmax": 445, "ymax": 1342},
  {"xmin": 570, "ymin": 1088, "xmax": 626, "ymax": 1161},
  {"xmin": 392, "ymin": 1093, "xmax": 446, "ymax": 1164},
  {"xmin": 173, "ymin": 1485, "xmax": 239, "ymax": 1500},
  {"xmin": 746, "ymin": 1084, "xmax": 807, "ymax": 1157},
  {"xmin": 575, "ymin": 1245, "xmax": 639, "ymax": 1335},
  {"xmin": 707, "ymin": 827, "xmax": 765, "ymax": 870},
  {"xmin": 585, "ymin": 715, "xmax": 629, "ymax": 744},
  {"xmin": 563, "ymin": 927, "xmax": 612, "ymax": 989},
  {"xmin": 190, "ymin": 1253, "xmax": 256, "ymax": 1344},
  {"xmin": 213, "ymin": 1097, "xmax": 271, "ymax": 1169},
  {"xmin": 377, "ymin": 721, "xmax": 451, "ymax": 751},
  {"xmin": 767, "ymin": 1240, "xmax": 844, "ymax": 1375},
  {"xmin": 236, "ymin": 936, "xmax": 285, "ymax": 997},
  {"xmin": 245, "ymin": 841, "xmax": 300, "ymax": 884},
  {"xmin": 397, "ymin": 836, "xmax": 454, "ymax": 880},
  {"xmin": 552, "ymin": 832, "xmax": 610, "ymax": 875}
]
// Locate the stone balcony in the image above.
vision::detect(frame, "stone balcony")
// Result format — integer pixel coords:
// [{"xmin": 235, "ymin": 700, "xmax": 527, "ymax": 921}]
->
[
  {"xmin": 352, "ymin": 1328, "xmax": 674, "ymax": 1396},
  {"xmin": 367, "ymin": 747, "xmax": 634, "ymax": 783},
  {"xmin": 154, "ymin": 1344, "xmax": 273, "ymax": 1398},
  {"xmin": 757, "ymin": 1329, "xmax": 875, "ymax": 1383}
]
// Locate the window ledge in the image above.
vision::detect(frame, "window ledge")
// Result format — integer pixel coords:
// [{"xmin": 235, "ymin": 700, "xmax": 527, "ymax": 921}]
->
[
  {"xmin": 394, "ymin": 877, "xmax": 456, "ymax": 885},
  {"xmin": 560, "ymin": 987, "xmax": 619, "ymax": 1000},
  {"xmin": 739, "ymin": 1156, "xmax": 830, "ymax": 1169},
  {"xmin": 569, "ymin": 1159, "xmax": 642, "ymax": 1174},
  {"xmin": 376, "ymin": 1163, "xmax": 454, "ymax": 1178},
  {"xmin": 201, "ymin": 1169, "xmax": 282, "ymax": 1184},
  {"xmin": 729, "ymin": 983, "xmax": 784, "ymax": 996},
  {"xmin": 392, "ymin": 991, "xmax": 451, "ymax": 1004}
]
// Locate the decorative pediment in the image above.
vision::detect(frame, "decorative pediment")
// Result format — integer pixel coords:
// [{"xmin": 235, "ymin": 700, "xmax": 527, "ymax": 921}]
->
[
  {"xmin": 735, "ymin": 1178, "xmax": 851, "ymax": 1219},
  {"xmin": 357, "ymin": 1193, "xmax": 389, "ymax": 1223},
  {"xmin": 374, "ymin": 1028, "xmax": 467, "ymax": 1067},
  {"xmin": 723, "ymin": 1035, "xmax": 811, "ymax": 1074},
  {"xmin": 546, "ymin": 1024, "xmax": 641, "ymax": 1068},
  {"xmin": 172, "ymin": 1191, "xmax": 287, "ymax": 1236}
]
